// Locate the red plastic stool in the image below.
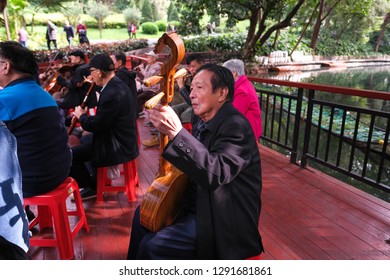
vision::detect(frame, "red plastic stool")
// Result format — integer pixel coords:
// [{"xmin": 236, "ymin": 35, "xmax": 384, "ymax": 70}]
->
[
  {"xmin": 24, "ymin": 177, "xmax": 89, "ymax": 260},
  {"xmin": 96, "ymin": 160, "xmax": 139, "ymax": 203},
  {"xmin": 246, "ymin": 255, "xmax": 262, "ymax": 260},
  {"xmin": 182, "ymin": 122, "xmax": 192, "ymax": 134}
]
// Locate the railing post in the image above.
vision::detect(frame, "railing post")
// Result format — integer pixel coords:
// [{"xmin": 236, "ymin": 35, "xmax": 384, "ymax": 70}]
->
[
  {"xmin": 290, "ymin": 88, "xmax": 303, "ymax": 164},
  {"xmin": 300, "ymin": 89, "xmax": 315, "ymax": 168}
]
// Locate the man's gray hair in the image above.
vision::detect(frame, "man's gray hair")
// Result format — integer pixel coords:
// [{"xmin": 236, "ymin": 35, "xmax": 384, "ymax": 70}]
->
[{"xmin": 222, "ymin": 59, "xmax": 245, "ymax": 77}]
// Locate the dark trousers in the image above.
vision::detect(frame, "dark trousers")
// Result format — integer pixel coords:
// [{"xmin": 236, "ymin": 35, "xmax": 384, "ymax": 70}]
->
[
  {"xmin": 127, "ymin": 206, "xmax": 196, "ymax": 260},
  {"xmin": 47, "ymin": 39, "xmax": 57, "ymax": 50},
  {"xmin": 137, "ymin": 90, "xmax": 156, "ymax": 113},
  {"xmin": 69, "ymin": 136, "xmax": 96, "ymax": 190}
]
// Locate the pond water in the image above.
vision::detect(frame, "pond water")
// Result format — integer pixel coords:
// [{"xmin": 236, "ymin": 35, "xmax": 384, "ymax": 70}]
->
[
  {"xmin": 257, "ymin": 63, "xmax": 390, "ymax": 202},
  {"xmin": 259, "ymin": 63, "xmax": 390, "ymax": 92}
]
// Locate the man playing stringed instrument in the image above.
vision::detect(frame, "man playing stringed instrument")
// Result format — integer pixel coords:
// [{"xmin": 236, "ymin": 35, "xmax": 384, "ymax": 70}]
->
[
  {"xmin": 55, "ymin": 50, "xmax": 97, "ymax": 110},
  {"xmin": 127, "ymin": 64, "xmax": 264, "ymax": 259}
]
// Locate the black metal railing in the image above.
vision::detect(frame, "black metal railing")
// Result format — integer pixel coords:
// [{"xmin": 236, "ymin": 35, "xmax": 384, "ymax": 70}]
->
[{"xmin": 250, "ymin": 77, "xmax": 390, "ymax": 195}]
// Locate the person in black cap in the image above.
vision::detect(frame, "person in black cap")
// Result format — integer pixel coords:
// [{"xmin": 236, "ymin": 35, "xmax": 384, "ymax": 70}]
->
[
  {"xmin": 69, "ymin": 53, "xmax": 139, "ymax": 200},
  {"xmin": 111, "ymin": 51, "xmax": 137, "ymax": 118},
  {"xmin": 55, "ymin": 50, "xmax": 97, "ymax": 111}
]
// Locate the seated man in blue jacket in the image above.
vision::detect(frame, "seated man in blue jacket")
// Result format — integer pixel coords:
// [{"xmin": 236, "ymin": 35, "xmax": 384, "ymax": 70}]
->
[{"xmin": 0, "ymin": 41, "xmax": 72, "ymax": 220}]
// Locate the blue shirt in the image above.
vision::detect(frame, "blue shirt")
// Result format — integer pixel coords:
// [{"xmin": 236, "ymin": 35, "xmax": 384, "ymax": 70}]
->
[{"xmin": 0, "ymin": 78, "xmax": 72, "ymax": 197}]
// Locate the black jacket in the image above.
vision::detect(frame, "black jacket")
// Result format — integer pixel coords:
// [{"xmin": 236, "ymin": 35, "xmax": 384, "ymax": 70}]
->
[
  {"xmin": 79, "ymin": 76, "xmax": 139, "ymax": 167},
  {"xmin": 163, "ymin": 102, "xmax": 263, "ymax": 259},
  {"xmin": 116, "ymin": 67, "xmax": 138, "ymax": 117},
  {"xmin": 57, "ymin": 63, "xmax": 97, "ymax": 109}
]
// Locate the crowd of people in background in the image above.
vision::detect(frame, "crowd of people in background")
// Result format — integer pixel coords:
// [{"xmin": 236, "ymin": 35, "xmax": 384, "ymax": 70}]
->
[{"xmin": 16, "ymin": 19, "xmax": 90, "ymax": 50}]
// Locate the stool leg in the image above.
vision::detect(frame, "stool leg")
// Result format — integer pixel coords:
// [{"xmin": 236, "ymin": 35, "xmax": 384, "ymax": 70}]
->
[
  {"xmin": 124, "ymin": 162, "xmax": 136, "ymax": 202},
  {"xmin": 37, "ymin": 205, "xmax": 53, "ymax": 230},
  {"xmin": 51, "ymin": 201, "xmax": 74, "ymax": 260},
  {"xmin": 96, "ymin": 167, "xmax": 106, "ymax": 202},
  {"xmin": 132, "ymin": 161, "xmax": 140, "ymax": 188},
  {"xmin": 71, "ymin": 186, "xmax": 90, "ymax": 232}
]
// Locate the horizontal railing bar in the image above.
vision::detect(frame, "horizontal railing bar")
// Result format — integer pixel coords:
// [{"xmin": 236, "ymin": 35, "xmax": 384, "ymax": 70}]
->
[{"xmin": 250, "ymin": 77, "xmax": 390, "ymax": 101}]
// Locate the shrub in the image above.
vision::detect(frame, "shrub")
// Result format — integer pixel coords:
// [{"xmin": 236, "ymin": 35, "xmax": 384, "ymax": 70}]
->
[
  {"xmin": 155, "ymin": 20, "xmax": 167, "ymax": 32},
  {"xmin": 141, "ymin": 22, "xmax": 159, "ymax": 35},
  {"xmin": 183, "ymin": 33, "xmax": 246, "ymax": 53},
  {"xmin": 169, "ymin": 21, "xmax": 181, "ymax": 29},
  {"xmin": 104, "ymin": 14, "xmax": 127, "ymax": 29}
]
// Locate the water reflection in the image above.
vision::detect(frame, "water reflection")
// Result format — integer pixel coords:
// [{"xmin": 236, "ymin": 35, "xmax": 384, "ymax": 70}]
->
[
  {"xmin": 257, "ymin": 64, "xmax": 390, "ymax": 202},
  {"xmin": 260, "ymin": 64, "xmax": 390, "ymax": 91},
  {"xmin": 259, "ymin": 64, "xmax": 390, "ymax": 123}
]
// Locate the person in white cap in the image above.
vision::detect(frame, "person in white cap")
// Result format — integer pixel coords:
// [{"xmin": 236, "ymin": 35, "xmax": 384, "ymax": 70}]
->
[{"xmin": 135, "ymin": 51, "xmax": 161, "ymax": 116}]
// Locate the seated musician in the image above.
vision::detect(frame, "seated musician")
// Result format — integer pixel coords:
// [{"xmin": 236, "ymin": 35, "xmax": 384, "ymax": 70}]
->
[
  {"xmin": 111, "ymin": 51, "xmax": 137, "ymax": 118},
  {"xmin": 135, "ymin": 51, "xmax": 161, "ymax": 115},
  {"xmin": 0, "ymin": 41, "xmax": 72, "ymax": 222},
  {"xmin": 55, "ymin": 50, "xmax": 97, "ymax": 110},
  {"xmin": 69, "ymin": 54, "xmax": 139, "ymax": 200},
  {"xmin": 127, "ymin": 64, "xmax": 264, "ymax": 259}
]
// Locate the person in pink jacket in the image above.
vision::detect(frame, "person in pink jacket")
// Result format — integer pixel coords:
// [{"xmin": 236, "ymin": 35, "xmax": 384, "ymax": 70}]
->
[{"xmin": 223, "ymin": 59, "xmax": 262, "ymax": 140}]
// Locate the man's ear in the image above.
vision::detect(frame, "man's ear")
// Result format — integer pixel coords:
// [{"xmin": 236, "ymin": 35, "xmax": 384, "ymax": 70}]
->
[{"xmin": 218, "ymin": 87, "xmax": 229, "ymax": 102}]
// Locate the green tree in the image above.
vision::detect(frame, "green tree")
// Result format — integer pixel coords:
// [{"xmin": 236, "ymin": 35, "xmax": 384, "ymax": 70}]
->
[
  {"xmin": 179, "ymin": 0, "xmax": 306, "ymax": 59},
  {"xmin": 151, "ymin": 0, "xmax": 159, "ymax": 21},
  {"xmin": 123, "ymin": 6, "xmax": 141, "ymax": 26},
  {"xmin": 87, "ymin": 1, "xmax": 110, "ymax": 39},
  {"xmin": 2, "ymin": 0, "xmax": 29, "ymax": 40},
  {"xmin": 114, "ymin": 0, "xmax": 131, "ymax": 12},
  {"xmin": 141, "ymin": 0, "xmax": 154, "ymax": 23},
  {"xmin": 167, "ymin": 1, "xmax": 179, "ymax": 22},
  {"xmin": 375, "ymin": 12, "xmax": 390, "ymax": 52},
  {"xmin": 61, "ymin": 3, "xmax": 83, "ymax": 26},
  {"xmin": 178, "ymin": 1, "xmax": 204, "ymax": 36}
]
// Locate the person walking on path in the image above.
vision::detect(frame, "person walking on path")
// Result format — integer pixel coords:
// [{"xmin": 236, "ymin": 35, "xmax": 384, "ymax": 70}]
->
[
  {"xmin": 46, "ymin": 20, "xmax": 58, "ymax": 50},
  {"xmin": 131, "ymin": 23, "xmax": 137, "ymax": 39},
  {"xmin": 76, "ymin": 20, "xmax": 89, "ymax": 47},
  {"xmin": 63, "ymin": 20, "xmax": 75, "ymax": 48},
  {"xmin": 17, "ymin": 26, "xmax": 28, "ymax": 48}
]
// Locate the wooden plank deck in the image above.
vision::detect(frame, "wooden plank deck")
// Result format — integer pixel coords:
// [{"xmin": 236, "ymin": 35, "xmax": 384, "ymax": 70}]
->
[{"xmin": 27, "ymin": 118, "xmax": 390, "ymax": 260}]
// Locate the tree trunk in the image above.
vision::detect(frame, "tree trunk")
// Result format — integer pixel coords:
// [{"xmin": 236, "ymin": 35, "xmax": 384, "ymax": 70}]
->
[
  {"xmin": 3, "ymin": 9, "xmax": 10, "ymax": 40},
  {"xmin": 375, "ymin": 12, "xmax": 390, "ymax": 52},
  {"xmin": 242, "ymin": 0, "xmax": 306, "ymax": 60},
  {"xmin": 99, "ymin": 18, "xmax": 103, "ymax": 39},
  {"xmin": 290, "ymin": 2, "xmax": 319, "ymax": 56},
  {"xmin": 310, "ymin": 0, "xmax": 342, "ymax": 54},
  {"xmin": 310, "ymin": 0, "xmax": 324, "ymax": 53}
]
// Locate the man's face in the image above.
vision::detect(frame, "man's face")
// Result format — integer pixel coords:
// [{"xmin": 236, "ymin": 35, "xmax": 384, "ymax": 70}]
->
[
  {"xmin": 110, "ymin": 55, "xmax": 120, "ymax": 70},
  {"xmin": 190, "ymin": 69, "xmax": 224, "ymax": 122},
  {"xmin": 0, "ymin": 59, "xmax": 10, "ymax": 87},
  {"xmin": 146, "ymin": 55, "xmax": 156, "ymax": 64},
  {"xmin": 188, "ymin": 60, "xmax": 202, "ymax": 75}
]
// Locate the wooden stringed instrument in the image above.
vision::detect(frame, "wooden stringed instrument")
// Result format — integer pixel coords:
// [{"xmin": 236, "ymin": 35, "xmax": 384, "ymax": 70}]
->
[{"xmin": 140, "ymin": 32, "xmax": 189, "ymax": 232}]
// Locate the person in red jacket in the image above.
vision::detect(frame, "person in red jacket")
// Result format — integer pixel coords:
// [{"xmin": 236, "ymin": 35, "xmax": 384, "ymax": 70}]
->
[{"xmin": 223, "ymin": 59, "xmax": 262, "ymax": 140}]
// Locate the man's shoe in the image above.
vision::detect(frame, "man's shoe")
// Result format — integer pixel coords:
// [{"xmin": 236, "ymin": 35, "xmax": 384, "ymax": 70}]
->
[
  {"xmin": 142, "ymin": 135, "xmax": 160, "ymax": 147},
  {"xmin": 25, "ymin": 207, "xmax": 36, "ymax": 222},
  {"xmin": 79, "ymin": 188, "xmax": 97, "ymax": 201}
]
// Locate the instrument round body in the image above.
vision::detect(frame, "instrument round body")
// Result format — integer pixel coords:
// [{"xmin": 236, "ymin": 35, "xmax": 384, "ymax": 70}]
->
[{"xmin": 140, "ymin": 166, "xmax": 189, "ymax": 232}]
